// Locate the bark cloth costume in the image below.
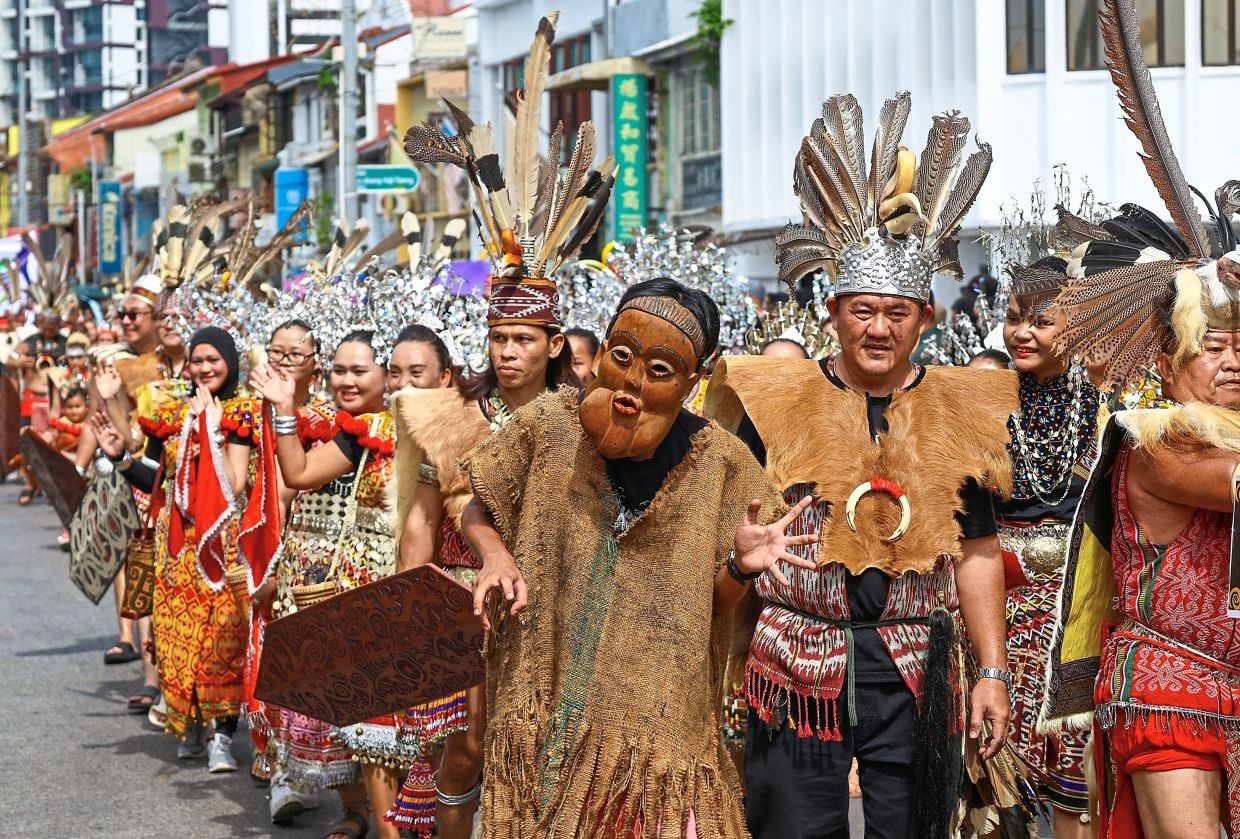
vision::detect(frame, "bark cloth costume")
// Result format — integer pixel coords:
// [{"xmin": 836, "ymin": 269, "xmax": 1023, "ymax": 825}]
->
[
  {"xmin": 1041, "ymin": 2, "xmax": 1240, "ymax": 834},
  {"xmin": 704, "ymin": 90, "xmax": 1017, "ymax": 839}
]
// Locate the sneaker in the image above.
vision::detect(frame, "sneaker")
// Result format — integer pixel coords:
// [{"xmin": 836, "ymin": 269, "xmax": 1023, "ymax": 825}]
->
[
  {"xmin": 176, "ymin": 725, "xmax": 206, "ymax": 760},
  {"xmin": 269, "ymin": 772, "xmax": 319, "ymax": 823},
  {"xmin": 207, "ymin": 733, "xmax": 238, "ymax": 773}
]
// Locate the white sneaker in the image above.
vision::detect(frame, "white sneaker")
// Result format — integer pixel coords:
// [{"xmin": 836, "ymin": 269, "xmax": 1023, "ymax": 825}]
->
[
  {"xmin": 176, "ymin": 725, "xmax": 206, "ymax": 759},
  {"xmin": 207, "ymin": 733, "xmax": 238, "ymax": 773},
  {"xmin": 269, "ymin": 772, "xmax": 320, "ymax": 823}
]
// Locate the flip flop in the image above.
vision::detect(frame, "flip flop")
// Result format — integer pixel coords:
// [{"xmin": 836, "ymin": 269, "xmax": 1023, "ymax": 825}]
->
[
  {"xmin": 104, "ymin": 642, "xmax": 141, "ymax": 664},
  {"xmin": 323, "ymin": 809, "xmax": 369, "ymax": 839},
  {"xmin": 127, "ymin": 684, "xmax": 160, "ymax": 713}
]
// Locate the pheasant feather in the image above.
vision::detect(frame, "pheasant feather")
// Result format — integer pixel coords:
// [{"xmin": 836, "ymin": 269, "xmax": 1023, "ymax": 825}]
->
[
  {"xmin": 512, "ymin": 13, "xmax": 557, "ymax": 244},
  {"xmin": 1101, "ymin": 0, "xmax": 1209, "ymax": 257}
]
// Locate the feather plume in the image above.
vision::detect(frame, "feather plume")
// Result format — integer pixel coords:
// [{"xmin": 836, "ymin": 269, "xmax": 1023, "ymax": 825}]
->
[
  {"xmin": 800, "ymin": 131, "xmax": 858, "ymax": 242},
  {"xmin": 868, "ymin": 91, "xmax": 912, "ymax": 220},
  {"xmin": 915, "ymin": 111, "xmax": 970, "ymax": 237},
  {"xmin": 554, "ymin": 171, "xmax": 615, "ymax": 273},
  {"xmin": 1010, "ymin": 265, "xmax": 1067, "ymax": 301},
  {"xmin": 235, "ymin": 202, "xmax": 314, "ymax": 288},
  {"xmin": 21, "ymin": 234, "xmax": 49, "ymax": 296},
  {"xmin": 821, "ymin": 94, "xmax": 867, "ymax": 222},
  {"xmin": 1217, "ymin": 180, "xmax": 1240, "ymax": 221},
  {"xmin": 812, "ymin": 116, "xmax": 864, "ymax": 237},
  {"xmin": 776, "ymin": 241, "xmax": 836, "ymax": 287},
  {"xmin": 512, "ymin": 13, "xmax": 557, "ymax": 243},
  {"xmin": 1100, "ymin": 0, "xmax": 1210, "ymax": 257},
  {"xmin": 403, "ymin": 123, "xmax": 468, "ymax": 167},
  {"xmin": 1054, "ymin": 259, "xmax": 1182, "ymax": 390},
  {"xmin": 465, "ymin": 124, "xmax": 512, "ymax": 232},
  {"xmin": 1053, "ymin": 204, "xmax": 1114, "ymax": 249},
  {"xmin": 792, "ymin": 164, "xmax": 838, "ymax": 244},
  {"xmin": 540, "ymin": 157, "xmax": 615, "ymax": 273},
  {"xmin": 351, "ymin": 228, "xmax": 403, "ymax": 273},
  {"xmin": 545, "ymin": 121, "xmax": 595, "ymax": 249},
  {"xmin": 402, "ymin": 212, "xmax": 423, "ymax": 266},
  {"xmin": 441, "ymin": 97, "xmax": 476, "ymax": 138},
  {"xmin": 927, "ymin": 140, "xmax": 992, "ymax": 248},
  {"xmin": 432, "ymin": 218, "xmax": 467, "ymax": 269}
]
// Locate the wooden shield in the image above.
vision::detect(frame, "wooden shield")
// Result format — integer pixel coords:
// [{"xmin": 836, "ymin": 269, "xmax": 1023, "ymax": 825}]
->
[
  {"xmin": 256, "ymin": 565, "xmax": 486, "ymax": 726},
  {"xmin": 0, "ymin": 376, "xmax": 19, "ymax": 476},
  {"xmin": 19, "ymin": 430, "xmax": 86, "ymax": 528},
  {"xmin": 68, "ymin": 471, "xmax": 140, "ymax": 604}
]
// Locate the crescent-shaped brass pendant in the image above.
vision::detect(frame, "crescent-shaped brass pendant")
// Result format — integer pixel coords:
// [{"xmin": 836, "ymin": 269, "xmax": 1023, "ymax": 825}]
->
[{"xmin": 844, "ymin": 479, "xmax": 912, "ymax": 543}]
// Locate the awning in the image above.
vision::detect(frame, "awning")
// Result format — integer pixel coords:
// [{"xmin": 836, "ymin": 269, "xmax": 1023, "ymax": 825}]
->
[
  {"xmin": 299, "ymin": 144, "xmax": 339, "ymax": 167},
  {"xmin": 545, "ymin": 57, "xmax": 652, "ymax": 92}
]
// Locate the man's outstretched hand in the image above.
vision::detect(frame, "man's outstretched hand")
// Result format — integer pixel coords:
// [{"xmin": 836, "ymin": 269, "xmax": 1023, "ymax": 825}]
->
[
  {"xmin": 732, "ymin": 496, "xmax": 819, "ymax": 586},
  {"xmin": 471, "ymin": 551, "xmax": 527, "ymax": 631}
]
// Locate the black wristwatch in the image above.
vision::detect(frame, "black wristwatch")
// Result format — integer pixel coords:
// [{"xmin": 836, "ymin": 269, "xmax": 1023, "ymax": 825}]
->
[{"xmin": 726, "ymin": 551, "xmax": 763, "ymax": 584}]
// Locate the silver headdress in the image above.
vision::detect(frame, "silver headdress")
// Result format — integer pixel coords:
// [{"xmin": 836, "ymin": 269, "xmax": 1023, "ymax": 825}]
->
[
  {"xmin": 556, "ymin": 224, "xmax": 757, "ymax": 352},
  {"xmin": 744, "ymin": 299, "xmax": 836, "ymax": 359},
  {"xmin": 775, "ymin": 91, "xmax": 993, "ymax": 303}
]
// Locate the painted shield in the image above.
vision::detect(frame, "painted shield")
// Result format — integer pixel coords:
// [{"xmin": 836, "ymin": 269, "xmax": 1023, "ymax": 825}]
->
[
  {"xmin": 256, "ymin": 565, "xmax": 486, "ymax": 726},
  {"xmin": 68, "ymin": 471, "xmax": 140, "ymax": 604},
  {"xmin": 19, "ymin": 430, "xmax": 86, "ymax": 528},
  {"xmin": 0, "ymin": 376, "xmax": 19, "ymax": 475}
]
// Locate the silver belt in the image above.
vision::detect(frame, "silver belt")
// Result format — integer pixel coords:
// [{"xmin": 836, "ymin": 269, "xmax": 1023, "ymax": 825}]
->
[
  {"xmin": 288, "ymin": 506, "xmax": 390, "ymax": 538},
  {"xmin": 998, "ymin": 521, "xmax": 1070, "ymax": 575}
]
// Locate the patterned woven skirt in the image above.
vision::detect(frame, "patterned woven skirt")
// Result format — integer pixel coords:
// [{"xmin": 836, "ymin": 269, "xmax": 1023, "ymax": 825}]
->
[
  {"xmin": 151, "ymin": 513, "xmax": 247, "ymax": 738},
  {"xmin": 1006, "ymin": 575, "xmax": 1088, "ymax": 814}
]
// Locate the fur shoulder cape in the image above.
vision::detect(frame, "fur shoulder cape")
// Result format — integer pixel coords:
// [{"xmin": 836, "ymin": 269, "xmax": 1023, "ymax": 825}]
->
[
  {"xmin": 391, "ymin": 386, "xmax": 490, "ymax": 541},
  {"xmin": 705, "ymin": 356, "xmax": 1018, "ymax": 576}
]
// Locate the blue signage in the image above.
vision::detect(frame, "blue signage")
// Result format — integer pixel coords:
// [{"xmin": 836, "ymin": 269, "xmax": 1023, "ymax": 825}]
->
[
  {"xmin": 275, "ymin": 168, "xmax": 310, "ymax": 236},
  {"xmin": 97, "ymin": 180, "xmax": 123, "ymax": 275}
]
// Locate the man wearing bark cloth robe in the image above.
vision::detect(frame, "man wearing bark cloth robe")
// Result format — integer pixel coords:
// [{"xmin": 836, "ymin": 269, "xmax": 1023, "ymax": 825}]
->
[
  {"xmin": 463, "ymin": 277, "xmax": 814, "ymax": 838},
  {"xmin": 703, "ymin": 91, "xmax": 1016, "ymax": 839}
]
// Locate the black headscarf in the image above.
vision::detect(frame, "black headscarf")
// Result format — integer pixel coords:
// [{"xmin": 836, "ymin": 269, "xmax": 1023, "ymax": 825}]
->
[{"xmin": 188, "ymin": 326, "xmax": 240, "ymax": 399}]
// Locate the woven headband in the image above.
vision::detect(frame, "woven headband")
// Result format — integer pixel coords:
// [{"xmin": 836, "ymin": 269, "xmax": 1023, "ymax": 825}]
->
[
  {"xmin": 618, "ymin": 296, "xmax": 707, "ymax": 362},
  {"xmin": 487, "ymin": 277, "xmax": 562, "ymax": 329}
]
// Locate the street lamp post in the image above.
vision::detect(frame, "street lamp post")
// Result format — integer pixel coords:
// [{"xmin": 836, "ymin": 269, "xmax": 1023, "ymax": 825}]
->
[{"xmin": 339, "ymin": 0, "xmax": 359, "ymax": 224}]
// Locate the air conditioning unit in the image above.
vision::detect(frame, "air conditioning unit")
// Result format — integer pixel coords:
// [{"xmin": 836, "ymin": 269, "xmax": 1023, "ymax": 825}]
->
[{"xmin": 189, "ymin": 135, "xmax": 217, "ymax": 156}]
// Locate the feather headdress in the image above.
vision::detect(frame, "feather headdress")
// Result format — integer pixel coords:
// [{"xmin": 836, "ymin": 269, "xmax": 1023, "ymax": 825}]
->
[
  {"xmin": 775, "ymin": 90, "xmax": 992, "ymax": 303},
  {"xmin": 1053, "ymin": 0, "xmax": 1240, "ymax": 392},
  {"xmin": 402, "ymin": 12, "xmax": 617, "ymax": 329},
  {"xmin": 18, "ymin": 232, "xmax": 76, "ymax": 317}
]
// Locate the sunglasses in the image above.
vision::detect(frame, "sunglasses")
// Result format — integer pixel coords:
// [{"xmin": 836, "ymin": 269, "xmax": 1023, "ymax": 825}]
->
[{"xmin": 116, "ymin": 309, "xmax": 151, "ymax": 321}]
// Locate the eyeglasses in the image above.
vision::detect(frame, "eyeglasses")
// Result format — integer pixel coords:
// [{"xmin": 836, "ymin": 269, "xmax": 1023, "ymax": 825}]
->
[
  {"xmin": 116, "ymin": 309, "xmax": 151, "ymax": 322},
  {"xmin": 266, "ymin": 348, "xmax": 313, "ymax": 365}
]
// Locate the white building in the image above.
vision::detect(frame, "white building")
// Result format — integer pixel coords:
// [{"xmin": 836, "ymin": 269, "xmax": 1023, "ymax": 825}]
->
[{"xmin": 719, "ymin": 0, "xmax": 1240, "ymax": 285}]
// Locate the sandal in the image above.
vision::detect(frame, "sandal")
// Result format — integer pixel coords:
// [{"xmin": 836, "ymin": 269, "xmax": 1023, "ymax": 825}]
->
[
  {"xmin": 127, "ymin": 684, "xmax": 160, "ymax": 713},
  {"xmin": 147, "ymin": 693, "xmax": 167, "ymax": 728},
  {"xmin": 104, "ymin": 642, "xmax": 141, "ymax": 664},
  {"xmin": 323, "ymin": 809, "xmax": 369, "ymax": 839},
  {"xmin": 18, "ymin": 488, "xmax": 35, "ymax": 505},
  {"xmin": 250, "ymin": 751, "xmax": 273, "ymax": 784}
]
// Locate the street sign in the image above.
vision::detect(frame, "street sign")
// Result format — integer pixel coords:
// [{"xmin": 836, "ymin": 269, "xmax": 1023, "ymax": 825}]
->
[
  {"xmin": 97, "ymin": 180, "xmax": 123, "ymax": 275},
  {"xmin": 274, "ymin": 167, "xmax": 310, "ymax": 236},
  {"xmin": 357, "ymin": 165, "xmax": 420, "ymax": 194}
]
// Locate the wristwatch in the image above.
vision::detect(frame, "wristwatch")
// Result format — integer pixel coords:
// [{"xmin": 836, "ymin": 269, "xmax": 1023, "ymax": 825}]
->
[
  {"xmin": 975, "ymin": 667, "xmax": 1013, "ymax": 690},
  {"xmin": 726, "ymin": 551, "xmax": 763, "ymax": 584}
]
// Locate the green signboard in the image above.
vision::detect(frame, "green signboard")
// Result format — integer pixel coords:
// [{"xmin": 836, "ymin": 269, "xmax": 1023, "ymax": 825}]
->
[
  {"xmin": 357, "ymin": 164, "xmax": 421, "ymax": 193},
  {"xmin": 611, "ymin": 73, "xmax": 648, "ymax": 243}
]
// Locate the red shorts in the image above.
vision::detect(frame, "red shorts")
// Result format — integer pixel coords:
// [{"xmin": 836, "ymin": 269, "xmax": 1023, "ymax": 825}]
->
[{"xmin": 1098, "ymin": 709, "xmax": 1228, "ymax": 839}]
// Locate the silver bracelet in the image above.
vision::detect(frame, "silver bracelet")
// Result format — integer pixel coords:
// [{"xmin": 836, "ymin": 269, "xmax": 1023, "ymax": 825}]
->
[
  {"xmin": 975, "ymin": 667, "xmax": 1013, "ymax": 690},
  {"xmin": 272, "ymin": 414, "xmax": 299, "ymax": 436}
]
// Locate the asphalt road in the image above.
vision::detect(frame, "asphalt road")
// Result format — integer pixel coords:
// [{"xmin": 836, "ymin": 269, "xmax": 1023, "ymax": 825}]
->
[{"xmin": 0, "ymin": 479, "xmax": 340, "ymax": 839}]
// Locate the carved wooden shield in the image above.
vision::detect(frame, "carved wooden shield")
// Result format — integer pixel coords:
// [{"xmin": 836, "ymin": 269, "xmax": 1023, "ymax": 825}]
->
[
  {"xmin": 256, "ymin": 565, "xmax": 486, "ymax": 726},
  {"xmin": 19, "ymin": 430, "xmax": 86, "ymax": 528},
  {"xmin": 0, "ymin": 376, "xmax": 19, "ymax": 476},
  {"xmin": 68, "ymin": 471, "xmax": 140, "ymax": 604}
]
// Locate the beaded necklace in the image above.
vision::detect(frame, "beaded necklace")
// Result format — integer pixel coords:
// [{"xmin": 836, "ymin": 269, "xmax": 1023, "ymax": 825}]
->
[
  {"xmin": 484, "ymin": 389, "xmax": 514, "ymax": 432},
  {"xmin": 1009, "ymin": 367, "xmax": 1100, "ymax": 504}
]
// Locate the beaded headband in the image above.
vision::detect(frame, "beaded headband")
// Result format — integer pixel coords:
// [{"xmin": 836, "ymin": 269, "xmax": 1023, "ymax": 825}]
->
[{"xmin": 617, "ymin": 296, "xmax": 707, "ymax": 362}]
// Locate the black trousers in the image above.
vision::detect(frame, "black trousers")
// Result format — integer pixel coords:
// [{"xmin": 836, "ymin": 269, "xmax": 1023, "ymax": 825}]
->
[{"xmin": 744, "ymin": 680, "xmax": 917, "ymax": 839}]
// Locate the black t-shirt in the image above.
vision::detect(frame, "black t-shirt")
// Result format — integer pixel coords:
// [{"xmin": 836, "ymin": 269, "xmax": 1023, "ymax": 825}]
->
[
  {"xmin": 735, "ymin": 359, "xmax": 997, "ymax": 681},
  {"xmin": 605, "ymin": 408, "xmax": 707, "ymax": 529}
]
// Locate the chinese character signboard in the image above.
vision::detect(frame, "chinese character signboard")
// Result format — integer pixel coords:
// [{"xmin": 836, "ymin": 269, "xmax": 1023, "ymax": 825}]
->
[
  {"xmin": 611, "ymin": 74, "xmax": 648, "ymax": 244},
  {"xmin": 97, "ymin": 180, "xmax": 123, "ymax": 275}
]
